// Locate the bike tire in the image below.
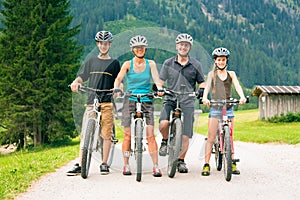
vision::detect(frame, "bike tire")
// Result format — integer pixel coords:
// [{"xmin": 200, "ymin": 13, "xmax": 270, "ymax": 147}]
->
[
  {"xmin": 223, "ymin": 125, "xmax": 232, "ymax": 181},
  {"xmin": 106, "ymin": 124, "xmax": 116, "ymax": 167},
  {"xmin": 214, "ymin": 134, "xmax": 222, "ymax": 171},
  {"xmin": 95, "ymin": 124, "xmax": 116, "ymax": 167},
  {"xmin": 98, "ymin": 125, "xmax": 104, "ymax": 162},
  {"xmin": 81, "ymin": 119, "xmax": 95, "ymax": 179},
  {"xmin": 168, "ymin": 118, "xmax": 182, "ymax": 178},
  {"xmin": 135, "ymin": 119, "xmax": 143, "ymax": 182}
]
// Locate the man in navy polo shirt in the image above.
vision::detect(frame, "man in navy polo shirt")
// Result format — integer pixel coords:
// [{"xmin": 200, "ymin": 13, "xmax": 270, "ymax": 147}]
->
[{"xmin": 158, "ymin": 33, "xmax": 205, "ymax": 173}]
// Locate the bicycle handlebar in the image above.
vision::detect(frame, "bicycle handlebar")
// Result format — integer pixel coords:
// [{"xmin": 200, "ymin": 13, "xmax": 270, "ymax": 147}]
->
[
  {"xmin": 209, "ymin": 96, "xmax": 250, "ymax": 106},
  {"xmin": 125, "ymin": 92, "xmax": 158, "ymax": 99},
  {"xmin": 163, "ymin": 88, "xmax": 198, "ymax": 97},
  {"xmin": 78, "ymin": 85, "xmax": 112, "ymax": 93}
]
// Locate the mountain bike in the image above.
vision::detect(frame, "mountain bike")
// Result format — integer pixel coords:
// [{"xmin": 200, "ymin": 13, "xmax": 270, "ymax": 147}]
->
[
  {"xmin": 210, "ymin": 97, "xmax": 249, "ymax": 182},
  {"xmin": 125, "ymin": 92, "xmax": 157, "ymax": 182},
  {"xmin": 79, "ymin": 86, "xmax": 118, "ymax": 179},
  {"xmin": 163, "ymin": 88, "xmax": 197, "ymax": 178}
]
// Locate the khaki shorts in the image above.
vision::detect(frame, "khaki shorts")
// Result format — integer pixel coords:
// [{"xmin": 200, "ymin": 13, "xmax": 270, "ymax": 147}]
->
[{"xmin": 80, "ymin": 102, "xmax": 114, "ymax": 149}]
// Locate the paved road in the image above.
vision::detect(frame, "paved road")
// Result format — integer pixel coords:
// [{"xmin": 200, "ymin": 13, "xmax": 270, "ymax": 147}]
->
[{"xmin": 16, "ymin": 134, "xmax": 300, "ymax": 200}]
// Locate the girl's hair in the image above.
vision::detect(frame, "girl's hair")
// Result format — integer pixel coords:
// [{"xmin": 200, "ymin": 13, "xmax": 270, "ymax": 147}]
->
[{"xmin": 212, "ymin": 63, "xmax": 218, "ymax": 94}]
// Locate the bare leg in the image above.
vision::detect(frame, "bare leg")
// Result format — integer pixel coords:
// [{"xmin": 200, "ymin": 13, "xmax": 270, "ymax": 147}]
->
[
  {"xmin": 102, "ymin": 139, "xmax": 111, "ymax": 164},
  {"xmin": 179, "ymin": 135, "xmax": 189, "ymax": 160},
  {"xmin": 146, "ymin": 125, "xmax": 158, "ymax": 165},
  {"xmin": 204, "ymin": 117, "xmax": 219, "ymax": 164},
  {"xmin": 122, "ymin": 127, "xmax": 131, "ymax": 165},
  {"xmin": 159, "ymin": 120, "xmax": 169, "ymax": 140}
]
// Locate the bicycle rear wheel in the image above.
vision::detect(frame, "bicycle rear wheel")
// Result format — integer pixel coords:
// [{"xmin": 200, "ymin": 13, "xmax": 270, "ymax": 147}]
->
[
  {"xmin": 107, "ymin": 124, "xmax": 117, "ymax": 166},
  {"xmin": 167, "ymin": 118, "xmax": 182, "ymax": 178},
  {"xmin": 135, "ymin": 119, "xmax": 143, "ymax": 182},
  {"xmin": 96, "ymin": 123, "xmax": 116, "ymax": 167},
  {"xmin": 214, "ymin": 134, "xmax": 222, "ymax": 171},
  {"xmin": 223, "ymin": 125, "xmax": 232, "ymax": 181},
  {"xmin": 81, "ymin": 119, "xmax": 95, "ymax": 179}
]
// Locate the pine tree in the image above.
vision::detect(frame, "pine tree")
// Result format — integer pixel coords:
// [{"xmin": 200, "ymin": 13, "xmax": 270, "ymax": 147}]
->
[{"xmin": 0, "ymin": 0, "xmax": 83, "ymax": 147}]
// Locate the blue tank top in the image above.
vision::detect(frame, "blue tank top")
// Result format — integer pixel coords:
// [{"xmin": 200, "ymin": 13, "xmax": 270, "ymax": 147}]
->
[{"xmin": 126, "ymin": 59, "xmax": 151, "ymax": 102}]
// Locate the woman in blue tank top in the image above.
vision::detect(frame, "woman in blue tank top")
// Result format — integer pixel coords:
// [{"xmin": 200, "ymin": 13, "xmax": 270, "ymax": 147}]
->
[{"xmin": 114, "ymin": 35, "xmax": 163, "ymax": 177}]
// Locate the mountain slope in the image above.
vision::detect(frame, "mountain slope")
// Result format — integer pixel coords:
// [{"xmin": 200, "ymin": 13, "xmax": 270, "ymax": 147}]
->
[{"xmin": 69, "ymin": 0, "xmax": 300, "ymax": 88}]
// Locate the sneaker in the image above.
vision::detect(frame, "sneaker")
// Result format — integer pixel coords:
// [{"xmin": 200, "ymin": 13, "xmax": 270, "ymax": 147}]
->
[
  {"xmin": 177, "ymin": 160, "xmax": 188, "ymax": 173},
  {"xmin": 152, "ymin": 165, "xmax": 162, "ymax": 177},
  {"xmin": 159, "ymin": 140, "xmax": 167, "ymax": 156},
  {"xmin": 123, "ymin": 165, "xmax": 132, "ymax": 176},
  {"xmin": 66, "ymin": 163, "xmax": 81, "ymax": 176},
  {"xmin": 232, "ymin": 163, "xmax": 240, "ymax": 175},
  {"xmin": 201, "ymin": 163, "xmax": 210, "ymax": 176},
  {"xmin": 100, "ymin": 163, "xmax": 109, "ymax": 175}
]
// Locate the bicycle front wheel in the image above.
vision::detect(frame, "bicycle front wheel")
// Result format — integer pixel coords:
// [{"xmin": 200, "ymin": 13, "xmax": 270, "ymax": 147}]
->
[
  {"xmin": 81, "ymin": 119, "xmax": 95, "ymax": 179},
  {"xmin": 214, "ymin": 134, "xmax": 222, "ymax": 171},
  {"xmin": 223, "ymin": 125, "xmax": 232, "ymax": 181},
  {"xmin": 167, "ymin": 118, "xmax": 182, "ymax": 178},
  {"xmin": 135, "ymin": 119, "xmax": 143, "ymax": 182}
]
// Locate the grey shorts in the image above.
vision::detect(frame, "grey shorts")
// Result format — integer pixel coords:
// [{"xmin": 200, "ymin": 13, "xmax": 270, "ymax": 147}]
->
[
  {"xmin": 159, "ymin": 101, "xmax": 195, "ymax": 138},
  {"xmin": 121, "ymin": 97, "xmax": 154, "ymax": 127}
]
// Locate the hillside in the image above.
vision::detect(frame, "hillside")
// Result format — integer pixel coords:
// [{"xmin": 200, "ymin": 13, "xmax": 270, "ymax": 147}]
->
[{"xmin": 72, "ymin": 0, "xmax": 299, "ymax": 88}]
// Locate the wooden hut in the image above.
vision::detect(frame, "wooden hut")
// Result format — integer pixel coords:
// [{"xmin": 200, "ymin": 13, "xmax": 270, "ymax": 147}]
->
[{"xmin": 252, "ymin": 86, "xmax": 300, "ymax": 119}]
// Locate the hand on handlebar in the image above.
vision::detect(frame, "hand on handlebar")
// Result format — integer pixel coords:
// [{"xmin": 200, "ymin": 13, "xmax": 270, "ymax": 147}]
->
[
  {"xmin": 202, "ymin": 98, "xmax": 210, "ymax": 106},
  {"xmin": 70, "ymin": 82, "xmax": 82, "ymax": 92},
  {"xmin": 157, "ymin": 89, "xmax": 165, "ymax": 97},
  {"xmin": 113, "ymin": 88, "xmax": 124, "ymax": 97},
  {"xmin": 239, "ymin": 97, "xmax": 247, "ymax": 104}
]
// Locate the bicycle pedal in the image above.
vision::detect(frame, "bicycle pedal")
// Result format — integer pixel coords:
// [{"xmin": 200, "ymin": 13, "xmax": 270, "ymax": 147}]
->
[
  {"xmin": 111, "ymin": 138, "xmax": 118, "ymax": 144},
  {"xmin": 232, "ymin": 159, "xmax": 240, "ymax": 163}
]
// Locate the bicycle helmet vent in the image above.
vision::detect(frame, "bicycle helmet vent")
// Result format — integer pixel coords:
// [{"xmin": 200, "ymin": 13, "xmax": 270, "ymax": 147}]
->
[
  {"xmin": 175, "ymin": 33, "xmax": 193, "ymax": 46},
  {"xmin": 95, "ymin": 31, "xmax": 113, "ymax": 42},
  {"xmin": 130, "ymin": 35, "xmax": 148, "ymax": 48},
  {"xmin": 212, "ymin": 47, "xmax": 230, "ymax": 58}
]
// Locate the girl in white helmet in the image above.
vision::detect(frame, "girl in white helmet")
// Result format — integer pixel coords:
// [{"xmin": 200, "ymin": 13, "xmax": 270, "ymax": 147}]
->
[{"xmin": 201, "ymin": 47, "xmax": 246, "ymax": 176}]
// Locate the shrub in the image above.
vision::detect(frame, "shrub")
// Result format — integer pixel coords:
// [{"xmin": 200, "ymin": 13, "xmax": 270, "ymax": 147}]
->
[{"xmin": 267, "ymin": 112, "xmax": 300, "ymax": 123}]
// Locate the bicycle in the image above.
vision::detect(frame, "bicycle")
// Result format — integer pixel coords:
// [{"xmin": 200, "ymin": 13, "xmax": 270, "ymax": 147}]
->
[
  {"xmin": 78, "ymin": 86, "xmax": 118, "ymax": 179},
  {"xmin": 163, "ymin": 88, "xmax": 197, "ymax": 178},
  {"xmin": 125, "ymin": 92, "xmax": 158, "ymax": 182},
  {"xmin": 210, "ymin": 97, "xmax": 249, "ymax": 181}
]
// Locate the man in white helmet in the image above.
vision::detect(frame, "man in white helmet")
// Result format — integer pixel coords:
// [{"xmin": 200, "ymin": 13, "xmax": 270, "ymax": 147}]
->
[{"xmin": 158, "ymin": 33, "xmax": 205, "ymax": 173}]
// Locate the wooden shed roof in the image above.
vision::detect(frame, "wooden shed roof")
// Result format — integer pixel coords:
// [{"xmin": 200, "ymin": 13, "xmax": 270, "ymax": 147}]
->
[{"xmin": 252, "ymin": 86, "xmax": 300, "ymax": 96}]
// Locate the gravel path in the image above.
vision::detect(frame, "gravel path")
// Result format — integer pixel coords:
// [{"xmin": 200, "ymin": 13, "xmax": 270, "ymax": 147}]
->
[{"xmin": 16, "ymin": 134, "xmax": 300, "ymax": 200}]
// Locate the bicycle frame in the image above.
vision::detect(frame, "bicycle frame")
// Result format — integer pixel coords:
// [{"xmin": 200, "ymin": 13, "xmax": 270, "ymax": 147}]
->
[
  {"xmin": 210, "ymin": 97, "xmax": 249, "ymax": 181},
  {"xmin": 217, "ymin": 104, "xmax": 233, "ymax": 154},
  {"xmin": 164, "ymin": 88, "xmax": 197, "ymax": 178},
  {"xmin": 78, "ymin": 86, "xmax": 116, "ymax": 179},
  {"xmin": 126, "ymin": 92, "xmax": 156, "ymax": 182}
]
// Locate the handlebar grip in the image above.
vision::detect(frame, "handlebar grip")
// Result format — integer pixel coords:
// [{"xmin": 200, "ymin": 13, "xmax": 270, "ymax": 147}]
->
[{"xmin": 246, "ymin": 96, "xmax": 250, "ymax": 103}]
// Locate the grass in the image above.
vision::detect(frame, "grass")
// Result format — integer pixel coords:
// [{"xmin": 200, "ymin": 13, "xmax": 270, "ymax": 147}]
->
[
  {"xmin": 194, "ymin": 109, "xmax": 300, "ymax": 144},
  {"xmin": 1, "ymin": 109, "xmax": 300, "ymax": 199},
  {"xmin": 0, "ymin": 139, "xmax": 79, "ymax": 200}
]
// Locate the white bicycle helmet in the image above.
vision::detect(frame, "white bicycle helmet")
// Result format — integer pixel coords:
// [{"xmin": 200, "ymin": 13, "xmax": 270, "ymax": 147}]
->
[
  {"xmin": 95, "ymin": 31, "xmax": 113, "ymax": 42},
  {"xmin": 129, "ymin": 35, "xmax": 148, "ymax": 48},
  {"xmin": 175, "ymin": 33, "xmax": 193, "ymax": 46},
  {"xmin": 212, "ymin": 47, "xmax": 230, "ymax": 58}
]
